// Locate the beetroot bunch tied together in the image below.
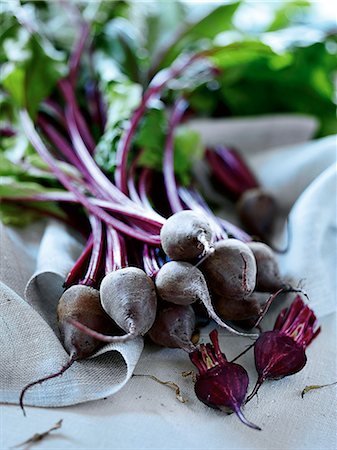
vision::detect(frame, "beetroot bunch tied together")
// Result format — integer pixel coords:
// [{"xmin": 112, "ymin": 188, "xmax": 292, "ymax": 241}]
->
[{"xmin": 190, "ymin": 296, "xmax": 320, "ymax": 430}]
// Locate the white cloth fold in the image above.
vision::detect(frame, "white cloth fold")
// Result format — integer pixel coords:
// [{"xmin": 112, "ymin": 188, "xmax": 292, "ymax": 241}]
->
[{"xmin": 0, "ymin": 222, "xmax": 143, "ymax": 407}]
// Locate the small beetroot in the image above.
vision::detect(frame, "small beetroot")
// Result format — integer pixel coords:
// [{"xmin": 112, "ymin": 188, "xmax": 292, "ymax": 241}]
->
[
  {"xmin": 189, "ymin": 329, "xmax": 261, "ymax": 430},
  {"xmin": 246, "ymin": 295, "xmax": 320, "ymax": 402}
]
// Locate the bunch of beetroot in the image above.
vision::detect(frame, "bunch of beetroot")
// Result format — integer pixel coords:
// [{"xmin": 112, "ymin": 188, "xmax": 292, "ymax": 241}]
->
[{"xmin": 4, "ymin": 25, "xmax": 320, "ymax": 428}]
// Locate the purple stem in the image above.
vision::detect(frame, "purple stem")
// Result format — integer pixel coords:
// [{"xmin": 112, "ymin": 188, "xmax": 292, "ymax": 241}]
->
[
  {"xmin": 42, "ymin": 99, "xmax": 68, "ymax": 129},
  {"xmin": 217, "ymin": 218, "xmax": 251, "ymax": 243},
  {"xmin": 21, "ymin": 110, "xmax": 161, "ymax": 245},
  {"xmin": 163, "ymin": 98, "xmax": 188, "ymax": 213},
  {"xmin": 80, "ymin": 215, "xmax": 103, "ymax": 287},
  {"xmin": 2, "ymin": 191, "xmax": 164, "ymax": 229},
  {"xmin": 69, "ymin": 23, "xmax": 90, "ymax": 87},
  {"xmin": 64, "ymin": 104, "xmax": 114, "ymax": 199},
  {"xmin": 60, "ymin": 87, "xmax": 162, "ymax": 218},
  {"xmin": 178, "ymin": 187, "xmax": 226, "ymax": 240},
  {"xmin": 127, "ymin": 150, "xmax": 144, "ymax": 206},
  {"xmin": 216, "ymin": 146, "xmax": 259, "ymax": 190},
  {"xmin": 105, "ymin": 226, "xmax": 123, "ymax": 273},
  {"xmin": 37, "ymin": 115, "xmax": 90, "ymax": 177},
  {"xmin": 64, "ymin": 234, "xmax": 93, "ymax": 288},
  {"xmin": 130, "ymin": 159, "xmax": 166, "ymax": 225},
  {"xmin": 138, "ymin": 168, "xmax": 155, "ymax": 212},
  {"xmin": 206, "ymin": 150, "xmax": 245, "ymax": 198},
  {"xmin": 59, "ymin": 80, "xmax": 96, "ymax": 156},
  {"xmin": 114, "ymin": 52, "xmax": 209, "ymax": 193},
  {"xmin": 88, "ymin": 44, "xmax": 106, "ymax": 133},
  {"xmin": 143, "ymin": 245, "xmax": 160, "ymax": 278}
]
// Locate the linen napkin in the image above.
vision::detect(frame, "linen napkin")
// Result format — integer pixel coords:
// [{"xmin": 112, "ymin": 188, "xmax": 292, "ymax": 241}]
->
[{"xmin": 0, "ymin": 221, "xmax": 143, "ymax": 407}]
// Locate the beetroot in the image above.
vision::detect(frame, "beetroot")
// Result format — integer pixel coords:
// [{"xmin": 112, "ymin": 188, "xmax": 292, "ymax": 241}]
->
[
  {"xmin": 160, "ymin": 210, "xmax": 213, "ymax": 261},
  {"xmin": 200, "ymin": 239, "xmax": 257, "ymax": 300},
  {"xmin": 148, "ymin": 304, "xmax": 196, "ymax": 352},
  {"xmin": 190, "ymin": 329, "xmax": 261, "ymax": 430}
]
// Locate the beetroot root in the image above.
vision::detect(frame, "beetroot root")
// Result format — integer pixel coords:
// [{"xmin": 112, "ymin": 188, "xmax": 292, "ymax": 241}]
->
[
  {"xmin": 155, "ymin": 260, "xmax": 257, "ymax": 337},
  {"xmin": 247, "ymin": 241, "xmax": 284, "ymax": 292},
  {"xmin": 200, "ymin": 239, "xmax": 257, "ymax": 301},
  {"xmin": 20, "ymin": 285, "xmax": 115, "ymax": 414},
  {"xmin": 69, "ymin": 267, "xmax": 158, "ymax": 343},
  {"xmin": 58, "ymin": 285, "xmax": 115, "ymax": 358},
  {"xmin": 212, "ymin": 294, "xmax": 263, "ymax": 321},
  {"xmin": 237, "ymin": 188, "xmax": 278, "ymax": 241},
  {"xmin": 160, "ymin": 210, "xmax": 213, "ymax": 261},
  {"xmin": 155, "ymin": 261, "xmax": 205, "ymax": 306},
  {"xmin": 148, "ymin": 304, "xmax": 196, "ymax": 352}
]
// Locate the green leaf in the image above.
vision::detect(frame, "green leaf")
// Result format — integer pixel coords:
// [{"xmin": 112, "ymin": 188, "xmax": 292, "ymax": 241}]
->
[
  {"xmin": 105, "ymin": 81, "xmax": 142, "ymax": 126},
  {"xmin": 1, "ymin": 63, "xmax": 25, "ymax": 106},
  {"xmin": 0, "ymin": 154, "xmax": 26, "ymax": 177},
  {"xmin": 136, "ymin": 107, "xmax": 167, "ymax": 170},
  {"xmin": 156, "ymin": 2, "xmax": 240, "ymax": 69},
  {"xmin": 0, "ymin": 201, "xmax": 66, "ymax": 227},
  {"xmin": 173, "ymin": 126, "xmax": 203, "ymax": 185},
  {"xmin": 138, "ymin": 121, "xmax": 203, "ymax": 187},
  {"xmin": 1, "ymin": 30, "xmax": 66, "ymax": 117},
  {"xmin": 98, "ymin": 17, "xmax": 143, "ymax": 83},
  {"xmin": 24, "ymin": 37, "xmax": 66, "ymax": 117},
  {"xmin": 0, "ymin": 177, "xmax": 60, "ymax": 199},
  {"xmin": 210, "ymin": 40, "xmax": 274, "ymax": 69},
  {"xmin": 187, "ymin": 2, "xmax": 240, "ymax": 38},
  {"xmin": 136, "ymin": 107, "xmax": 167, "ymax": 155},
  {"xmin": 267, "ymin": 1, "xmax": 311, "ymax": 32},
  {"xmin": 95, "ymin": 80, "xmax": 142, "ymax": 172},
  {"xmin": 0, "ymin": 202, "xmax": 42, "ymax": 227}
]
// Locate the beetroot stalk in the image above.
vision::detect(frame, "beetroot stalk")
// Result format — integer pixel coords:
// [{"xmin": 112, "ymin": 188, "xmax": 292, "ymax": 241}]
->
[
  {"xmin": 42, "ymin": 99, "xmax": 67, "ymax": 129},
  {"xmin": 105, "ymin": 226, "xmax": 127, "ymax": 273},
  {"xmin": 1, "ymin": 191, "xmax": 164, "ymax": 230},
  {"xmin": 163, "ymin": 97, "xmax": 188, "ymax": 213},
  {"xmin": 59, "ymin": 80, "xmax": 139, "ymax": 207},
  {"xmin": 21, "ymin": 110, "xmax": 161, "ymax": 244},
  {"xmin": 69, "ymin": 23, "xmax": 90, "ymax": 87},
  {"xmin": 178, "ymin": 187, "xmax": 227, "ymax": 241},
  {"xmin": 114, "ymin": 52, "xmax": 210, "ymax": 193},
  {"xmin": 64, "ymin": 234, "xmax": 93, "ymax": 288},
  {"xmin": 143, "ymin": 244, "xmax": 161, "ymax": 278},
  {"xmin": 79, "ymin": 216, "xmax": 104, "ymax": 287},
  {"xmin": 37, "ymin": 115, "xmax": 93, "ymax": 181}
]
